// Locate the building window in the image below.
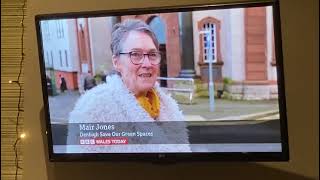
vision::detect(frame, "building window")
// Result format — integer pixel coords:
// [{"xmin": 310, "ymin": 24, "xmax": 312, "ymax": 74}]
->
[
  {"xmin": 65, "ymin": 50, "xmax": 68, "ymax": 67},
  {"xmin": 60, "ymin": 21, "xmax": 63, "ymax": 38},
  {"xmin": 46, "ymin": 51, "xmax": 49, "ymax": 66},
  {"xmin": 60, "ymin": 21, "xmax": 64, "ymax": 38},
  {"xmin": 56, "ymin": 21, "xmax": 60, "ymax": 38},
  {"xmin": 42, "ymin": 21, "xmax": 50, "ymax": 40},
  {"xmin": 50, "ymin": 51, "xmax": 54, "ymax": 66},
  {"xmin": 271, "ymin": 24, "xmax": 276, "ymax": 66},
  {"xmin": 202, "ymin": 23, "xmax": 217, "ymax": 63},
  {"xmin": 59, "ymin": 50, "xmax": 63, "ymax": 67},
  {"xmin": 56, "ymin": 20, "xmax": 64, "ymax": 39},
  {"xmin": 197, "ymin": 17, "xmax": 222, "ymax": 65}
]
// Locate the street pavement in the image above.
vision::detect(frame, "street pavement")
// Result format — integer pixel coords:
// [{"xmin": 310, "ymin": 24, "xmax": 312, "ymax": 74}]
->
[
  {"xmin": 48, "ymin": 90, "xmax": 81, "ymax": 123},
  {"xmin": 48, "ymin": 90, "xmax": 280, "ymax": 124}
]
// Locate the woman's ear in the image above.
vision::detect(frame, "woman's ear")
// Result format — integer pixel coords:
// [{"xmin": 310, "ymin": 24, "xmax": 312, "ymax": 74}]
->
[{"xmin": 112, "ymin": 55, "xmax": 120, "ymax": 72}]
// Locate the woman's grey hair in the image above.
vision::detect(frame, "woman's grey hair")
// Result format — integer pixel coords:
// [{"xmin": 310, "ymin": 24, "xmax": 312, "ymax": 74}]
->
[{"xmin": 111, "ymin": 19, "xmax": 159, "ymax": 56}]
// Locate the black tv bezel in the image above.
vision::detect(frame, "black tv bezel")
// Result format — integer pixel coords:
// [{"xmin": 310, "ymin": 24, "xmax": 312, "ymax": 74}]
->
[{"xmin": 35, "ymin": 0, "xmax": 289, "ymax": 162}]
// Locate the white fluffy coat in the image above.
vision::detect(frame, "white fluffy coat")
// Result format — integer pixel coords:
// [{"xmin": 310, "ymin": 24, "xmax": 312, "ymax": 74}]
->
[{"xmin": 66, "ymin": 74, "xmax": 191, "ymax": 153}]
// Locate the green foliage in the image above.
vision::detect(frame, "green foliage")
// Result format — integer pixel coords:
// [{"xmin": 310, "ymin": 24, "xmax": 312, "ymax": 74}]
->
[
  {"xmin": 171, "ymin": 94, "xmax": 196, "ymax": 105},
  {"xmin": 193, "ymin": 79, "xmax": 208, "ymax": 98},
  {"xmin": 94, "ymin": 74, "xmax": 102, "ymax": 84},
  {"xmin": 221, "ymin": 91, "xmax": 231, "ymax": 99},
  {"xmin": 197, "ymin": 90, "xmax": 209, "ymax": 98},
  {"xmin": 194, "ymin": 79, "xmax": 206, "ymax": 93},
  {"xmin": 223, "ymin": 77, "xmax": 233, "ymax": 85}
]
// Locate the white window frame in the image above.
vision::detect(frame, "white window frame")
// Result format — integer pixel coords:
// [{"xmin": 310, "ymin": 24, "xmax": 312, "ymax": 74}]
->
[{"xmin": 202, "ymin": 23, "xmax": 217, "ymax": 63}]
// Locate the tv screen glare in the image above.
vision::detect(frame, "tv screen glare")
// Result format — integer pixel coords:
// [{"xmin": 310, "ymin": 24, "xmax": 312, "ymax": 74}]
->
[{"xmin": 35, "ymin": 0, "xmax": 289, "ymax": 161}]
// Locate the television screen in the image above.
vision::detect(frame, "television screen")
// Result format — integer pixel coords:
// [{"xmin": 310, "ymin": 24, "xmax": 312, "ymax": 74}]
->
[{"xmin": 35, "ymin": 0, "xmax": 289, "ymax": 161}]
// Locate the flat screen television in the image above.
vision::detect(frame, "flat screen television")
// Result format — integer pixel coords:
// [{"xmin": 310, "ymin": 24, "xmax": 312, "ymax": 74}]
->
[{"xmin": 35, "ymin": 0, "xmax": 289, "ymax": 162}]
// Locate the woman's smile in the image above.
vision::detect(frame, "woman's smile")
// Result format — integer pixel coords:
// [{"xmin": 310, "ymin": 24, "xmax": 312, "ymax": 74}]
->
[{"xmin": 138, "ymin": 73, "xmax": 152, "ymax": 78}]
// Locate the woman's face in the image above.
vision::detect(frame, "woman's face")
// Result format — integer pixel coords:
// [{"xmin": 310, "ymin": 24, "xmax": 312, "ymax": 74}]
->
[{"xmin": 113, "ymin": 30, "xmax": 159, "ymax": 96}]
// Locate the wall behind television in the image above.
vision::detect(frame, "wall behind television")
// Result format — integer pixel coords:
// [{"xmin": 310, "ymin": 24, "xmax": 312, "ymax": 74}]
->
[{"xmin": 24, "ymin": 0, "xmax": 318, "ymax": 179}]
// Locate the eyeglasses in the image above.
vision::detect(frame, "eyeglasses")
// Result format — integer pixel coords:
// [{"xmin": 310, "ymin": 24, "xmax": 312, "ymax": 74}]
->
[{"xmin": 119, "ymin": 51, "xmax": 161, "ymax": 65}]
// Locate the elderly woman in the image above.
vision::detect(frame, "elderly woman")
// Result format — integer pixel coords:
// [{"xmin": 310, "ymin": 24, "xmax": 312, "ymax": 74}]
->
[{"xmin": 66, "ymin": 19, "xmax": 190, "ymax": 153}]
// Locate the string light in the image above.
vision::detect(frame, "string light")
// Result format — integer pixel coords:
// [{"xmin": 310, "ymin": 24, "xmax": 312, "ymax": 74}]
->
[
  {"xmin": 9, "ymin": 80, "xmax": 19, "ymax": 84},
  {"xmin": 20, "ymin": 133, "xmax": 26, "ymax": 139},
  {"xmin": 11, "ymin": 0, "xmax": 27, "ymax": 179}
]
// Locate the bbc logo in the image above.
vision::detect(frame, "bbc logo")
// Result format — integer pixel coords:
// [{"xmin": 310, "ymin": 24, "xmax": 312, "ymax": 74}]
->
[{"xmin": 80, "ymin": 139, "xmax": 95, "ymax": 145}]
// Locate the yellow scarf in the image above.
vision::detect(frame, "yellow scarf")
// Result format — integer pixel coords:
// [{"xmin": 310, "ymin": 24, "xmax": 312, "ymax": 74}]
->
[{"xmin": 136, "ymin": 88, "xmax": 160, "ymax": 119}]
